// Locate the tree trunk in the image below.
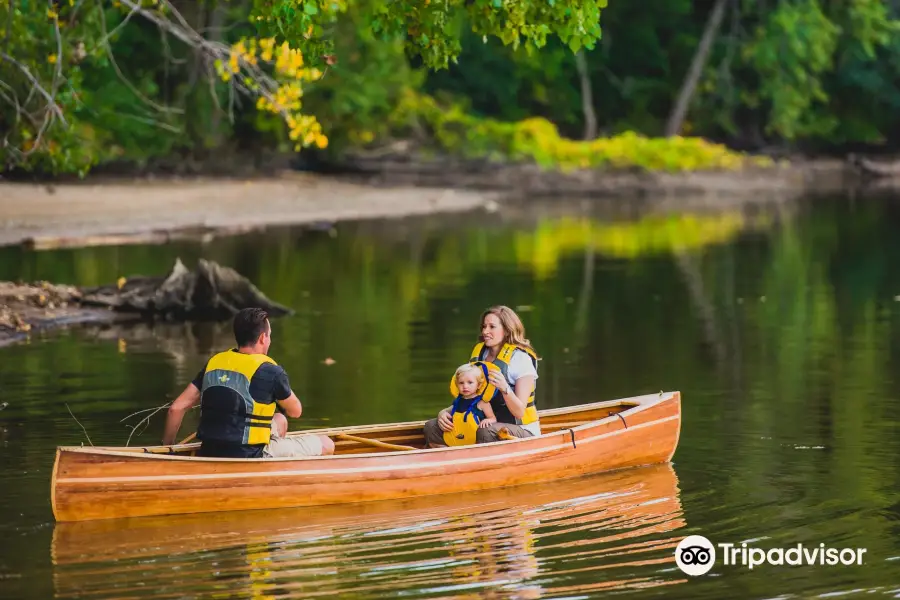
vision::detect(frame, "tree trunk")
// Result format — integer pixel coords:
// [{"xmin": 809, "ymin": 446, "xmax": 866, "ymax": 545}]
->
[
  {"xmin": 665, "ymin": 0, "xmax": 729, "ymax": 137},
  {"xmin": 206, "ymin": 0, "xmax": 227, "ymax": 142},
  {"xmin": 574, "ymin": 50, "xmax": 598, "ymax": 141}
]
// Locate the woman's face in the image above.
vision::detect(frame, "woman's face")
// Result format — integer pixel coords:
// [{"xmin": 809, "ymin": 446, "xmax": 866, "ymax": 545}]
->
[{"xmin": 481, "ymin": 313, "xmax": 506, "ymax": 348}]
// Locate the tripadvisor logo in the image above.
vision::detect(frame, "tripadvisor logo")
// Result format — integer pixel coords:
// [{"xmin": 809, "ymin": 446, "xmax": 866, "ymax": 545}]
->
[{"xmin": 674, "ymin": 535, "xmax": 867, "ymax": 576}]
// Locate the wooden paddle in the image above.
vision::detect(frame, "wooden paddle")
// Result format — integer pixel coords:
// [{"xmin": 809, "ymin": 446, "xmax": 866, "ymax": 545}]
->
[
  {"xmin": 140, "ymin": 432, "xmax": 197, "ymax": 454},
  {"xmin": 335, "ymin": 433, "xmax": 416, "ymax": 452}
]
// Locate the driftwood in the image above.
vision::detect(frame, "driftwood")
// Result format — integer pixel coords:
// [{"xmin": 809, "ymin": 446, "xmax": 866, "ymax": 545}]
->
[
  {"xmin": 79, "ymin": 258, "xmax": 292, "ymax": 319},
  {"xmin": 848, "ymin": 154, "xmax": 900, "ymax": 178}
]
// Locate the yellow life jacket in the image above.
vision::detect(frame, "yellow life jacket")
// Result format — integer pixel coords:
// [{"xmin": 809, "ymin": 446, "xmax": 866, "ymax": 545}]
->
[
  {"xmin": 196, "ymin": 350, "xmax": 279, "ymax": 448},
  {"xmin": 465, "ymin": 342, "xmax": 539, "ymax": 426},
  {"xmin": 444, "ymin": 361, "xmax": 501, "ymax": 446}
]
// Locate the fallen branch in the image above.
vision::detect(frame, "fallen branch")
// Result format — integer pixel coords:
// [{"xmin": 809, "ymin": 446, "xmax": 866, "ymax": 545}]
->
[
  {"xmin": 124, "ymin": 402, "xmax": 171, "ymax": 446},
  {"xmin": 849, "ymin": 154, "xmax": 900, "ymax": 178},
  {"xmin": 65, "ymin": 403, "xmax": 94, "ymax": 446},
  {"xmin": 120, "ymin": 402, "xmax": 173, "ymax": 423}
]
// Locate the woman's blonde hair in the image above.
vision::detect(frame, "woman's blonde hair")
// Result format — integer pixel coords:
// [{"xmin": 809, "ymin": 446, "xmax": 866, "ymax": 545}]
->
[
  {"xmin": 455, "ymin": 363, "xmax": 485, "ymax": 385},
  {"xmin": 478, "ymin": 305, "xmax": 540, "ymax": 358}
]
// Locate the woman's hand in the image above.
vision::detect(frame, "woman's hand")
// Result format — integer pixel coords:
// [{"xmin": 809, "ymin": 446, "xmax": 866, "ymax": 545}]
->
[
  {"xmin": 488, "ymin": 370, "xmax": 510, "ymax": 395},
  {"xmin": 437, "ymin": 409, "xmax": 453, "ymax": 432},
  {"xmin": 478, "ymin": 417, "xmax": 497, "ymax": 429}
]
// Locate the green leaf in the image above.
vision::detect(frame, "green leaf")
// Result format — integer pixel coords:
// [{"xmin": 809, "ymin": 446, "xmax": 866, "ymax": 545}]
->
[{"xmin": 304, "ymin": 3, "xmax": 318, "ymax": 16}]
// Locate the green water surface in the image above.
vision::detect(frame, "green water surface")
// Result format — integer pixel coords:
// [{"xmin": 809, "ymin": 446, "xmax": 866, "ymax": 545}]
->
[{"xmin": 1, "ymin": 195, "xmax": 899, "ymax": 599}]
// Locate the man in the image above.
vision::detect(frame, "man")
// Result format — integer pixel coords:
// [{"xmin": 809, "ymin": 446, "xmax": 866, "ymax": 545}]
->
[{"xmin": 161, "ymin": 307, "xmax": 334, "ymax": 458}]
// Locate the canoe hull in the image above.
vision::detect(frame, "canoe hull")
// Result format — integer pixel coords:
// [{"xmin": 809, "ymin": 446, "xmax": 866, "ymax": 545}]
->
[{"xmin": 52, "ymin": 391, "xmax": 681, "ymax": 521}]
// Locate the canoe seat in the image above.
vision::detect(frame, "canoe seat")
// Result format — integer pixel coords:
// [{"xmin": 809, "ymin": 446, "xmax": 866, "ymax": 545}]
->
[
  {"xmin": 541, "ymin": 412, "xmax": 626, "ymax": 433},
  {"xmin": 541, "ymin": 420, "xmax": 590, "ymax": 433}
]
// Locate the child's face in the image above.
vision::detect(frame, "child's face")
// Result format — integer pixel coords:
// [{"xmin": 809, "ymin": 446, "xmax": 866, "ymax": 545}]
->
[{"xmin": 457, "ymin": 372, "xmax": 480, "ymax": 398}]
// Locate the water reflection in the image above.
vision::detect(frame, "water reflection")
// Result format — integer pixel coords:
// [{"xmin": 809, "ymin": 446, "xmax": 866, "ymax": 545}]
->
[{"xmin": 51, "ymin": 463, "xmax": 685, "ymax": 599}]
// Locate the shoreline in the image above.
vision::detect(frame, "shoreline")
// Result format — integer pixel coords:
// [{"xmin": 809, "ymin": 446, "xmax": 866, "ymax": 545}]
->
[
  {"xmin": 0, "ymin": 172, "xmax": 496, "ymax": 249},
  {"xmin": 332, "ymin": 151, "xmax": 900, "ymax": 199},
  {"xmin": 2, "ymin": 158, "xmax": 896, "ymax": 250},
  {"xmin": 1, "ymin": 158, "xmax": 898, "ymax": 346}
]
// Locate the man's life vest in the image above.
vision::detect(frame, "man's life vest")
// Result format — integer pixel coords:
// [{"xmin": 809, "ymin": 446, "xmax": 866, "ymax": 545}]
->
[
  {"xmin": 465, "ymin": 342, "xmax": 539, "ymax": 427},
  {"xmin": 196, "ymin": 350, "xmax": 279, "ymax": 448},
  {"xmin": 443, "ymin": 361, "xmax": 501, "ymax": 446}
]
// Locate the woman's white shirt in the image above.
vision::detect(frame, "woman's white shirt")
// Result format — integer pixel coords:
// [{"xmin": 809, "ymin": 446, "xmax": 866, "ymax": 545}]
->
[{"xmin": 504, "ymin": 351, "xmax": 541, "ymax": 436}]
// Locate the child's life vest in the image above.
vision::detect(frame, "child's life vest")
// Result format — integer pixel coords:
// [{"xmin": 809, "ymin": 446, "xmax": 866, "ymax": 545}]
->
[{"xmin": 443, "ymin": 361, "xmax": 502, "ymax": 446}]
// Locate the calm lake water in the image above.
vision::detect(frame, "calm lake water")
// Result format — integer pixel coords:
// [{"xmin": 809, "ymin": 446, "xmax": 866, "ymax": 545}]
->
[{"xmin": 1, "ymin": 193, "xmax": 900, "ymax": 599}]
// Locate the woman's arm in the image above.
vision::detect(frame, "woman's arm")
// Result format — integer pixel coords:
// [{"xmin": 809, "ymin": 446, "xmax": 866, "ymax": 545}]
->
[
  {"xmin": 488, "ymin": 371, "xmax": 535, "ymax": 420},
  {"xmin": 436, "ymin": 404, "xmax": 455, "ymax": 431}
]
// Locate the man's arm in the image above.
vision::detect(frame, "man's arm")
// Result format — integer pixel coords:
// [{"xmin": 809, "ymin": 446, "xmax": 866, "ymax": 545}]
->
[
  {"xmin": 269, "ymin": 365, "xmax": 303, "ymax": 418},
  {"xmin": 276, "ymin": 391, "xmax": 303, "ymax": 418},
  {"xmin": 161, "ymin": 382, "xmax": 201, "ymax": 445}
]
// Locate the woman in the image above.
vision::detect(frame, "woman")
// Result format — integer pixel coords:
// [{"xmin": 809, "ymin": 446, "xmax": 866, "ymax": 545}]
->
[{"xmin": 424, "ymin": 305, "xmax": 541, "ymax": 446}]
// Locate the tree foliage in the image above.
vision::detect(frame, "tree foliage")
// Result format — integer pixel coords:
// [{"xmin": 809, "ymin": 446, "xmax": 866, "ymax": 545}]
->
[
  {"xmin": 1, "ymin": 0, "xmax": 899, "ymax": 177},
  {"xmin": 252, "ymin": 0, "xmax": 606, "ymax": 69}
]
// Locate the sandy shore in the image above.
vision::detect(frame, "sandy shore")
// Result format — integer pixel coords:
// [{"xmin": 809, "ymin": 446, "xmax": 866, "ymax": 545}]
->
[
  {"xmin": 0, "ymin": 173, "xmax": 494, "ymax": 248},
  {"xmin": 3, "ymin": 159, "xmax": 897, "ymax": 249}
]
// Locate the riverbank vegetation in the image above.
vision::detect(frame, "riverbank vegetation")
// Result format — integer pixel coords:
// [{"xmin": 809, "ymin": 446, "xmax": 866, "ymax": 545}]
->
[{"xmin": 1, "ymin": 0, "xmax": 898, "ymax": 178}]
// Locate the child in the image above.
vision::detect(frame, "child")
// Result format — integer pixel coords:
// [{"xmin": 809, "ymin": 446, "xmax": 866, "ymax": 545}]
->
[{"xmin": 443, "ymin": 363, "xmax": 498, "ymax": 446}]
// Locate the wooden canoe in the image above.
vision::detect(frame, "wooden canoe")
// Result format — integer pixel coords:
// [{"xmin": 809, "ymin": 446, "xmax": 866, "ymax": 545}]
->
[{"xmin": 51, "ymin": 390, "xmax": 682, "ymax": 522}]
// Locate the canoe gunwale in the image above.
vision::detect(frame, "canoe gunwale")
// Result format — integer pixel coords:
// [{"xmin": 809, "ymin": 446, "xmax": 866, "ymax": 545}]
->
[
  {"xmin": 54, "ymin": 414, "xmax": 680, "ymax": 484},
  {"xmin": 54, "ymin": 392, "xmax": 676, "ymax": 463}
]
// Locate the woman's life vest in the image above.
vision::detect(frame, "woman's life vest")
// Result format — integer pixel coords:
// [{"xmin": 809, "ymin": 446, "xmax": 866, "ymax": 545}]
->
[
  {"xmin": 444, "ymin": 361, "xmax": 500, "ymax": 446},
  {"xmin": 466, "ymin": 342, "xmax": 539, "ymax": 427},
  {"xmin": 196, "ymin": 350, "xmax": 279, "ymax": 448}
]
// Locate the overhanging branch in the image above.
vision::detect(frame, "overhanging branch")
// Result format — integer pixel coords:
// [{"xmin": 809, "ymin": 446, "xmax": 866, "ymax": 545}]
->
[{"xmin": 0, "ymin": 52, "xmax": 68, "ymax": 127}]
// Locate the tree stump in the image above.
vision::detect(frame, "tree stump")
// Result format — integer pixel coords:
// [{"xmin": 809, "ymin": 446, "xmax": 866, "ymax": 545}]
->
[{"xmin": 79, "ymin": 258, "xmax": 292, "ymax": 320}]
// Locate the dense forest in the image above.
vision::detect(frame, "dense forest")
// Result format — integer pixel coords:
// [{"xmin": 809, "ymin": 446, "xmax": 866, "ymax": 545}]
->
[{"xmin": 1, "ymin": 0, "xmax": 899, "ymax": 177}]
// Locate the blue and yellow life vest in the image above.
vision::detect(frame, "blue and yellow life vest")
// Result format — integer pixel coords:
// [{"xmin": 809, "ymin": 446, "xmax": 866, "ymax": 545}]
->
[
  {"xmin": 196, "ymin": 350, "xmax": 279, "ymax": 448},
  {"xmin": 465, "ymin": 342, "xmax": 539, "ymax": 427},
  {"xmin": 443, "ymin": 361, "xmax": 500, "ymax": 446}
]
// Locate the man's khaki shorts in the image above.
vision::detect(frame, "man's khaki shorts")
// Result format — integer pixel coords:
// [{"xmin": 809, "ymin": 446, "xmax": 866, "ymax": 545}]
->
[{"xmin": 263, "ymin": 432, "xmax": 323, "ymax": 458}]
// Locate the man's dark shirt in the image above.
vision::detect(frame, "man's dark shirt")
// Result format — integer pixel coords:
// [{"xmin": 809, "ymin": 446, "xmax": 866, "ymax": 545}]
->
[{"xmin": 191, "ymin": 350, "xmax": 292, "ymax": 458}]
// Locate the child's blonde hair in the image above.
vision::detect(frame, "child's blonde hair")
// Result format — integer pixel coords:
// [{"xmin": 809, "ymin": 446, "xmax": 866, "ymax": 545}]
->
[{"xmin": 455, "ymin": 363, "xmax": 485, "ymax": 386}]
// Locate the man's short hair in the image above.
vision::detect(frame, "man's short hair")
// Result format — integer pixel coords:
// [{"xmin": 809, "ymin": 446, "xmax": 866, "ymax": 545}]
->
[{"xmin": 233, "ymin": 308, "xmax": 269, "ymax": 347}]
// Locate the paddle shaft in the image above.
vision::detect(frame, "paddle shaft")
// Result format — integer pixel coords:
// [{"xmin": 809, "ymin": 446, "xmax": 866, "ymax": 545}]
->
[
  {"xmin": 335, "ymin": 433, "xmax": 416, "ymax": 451},
  {"xmin": 152, "ymin": 432, "xmax": 415, "ymax": 454}
]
